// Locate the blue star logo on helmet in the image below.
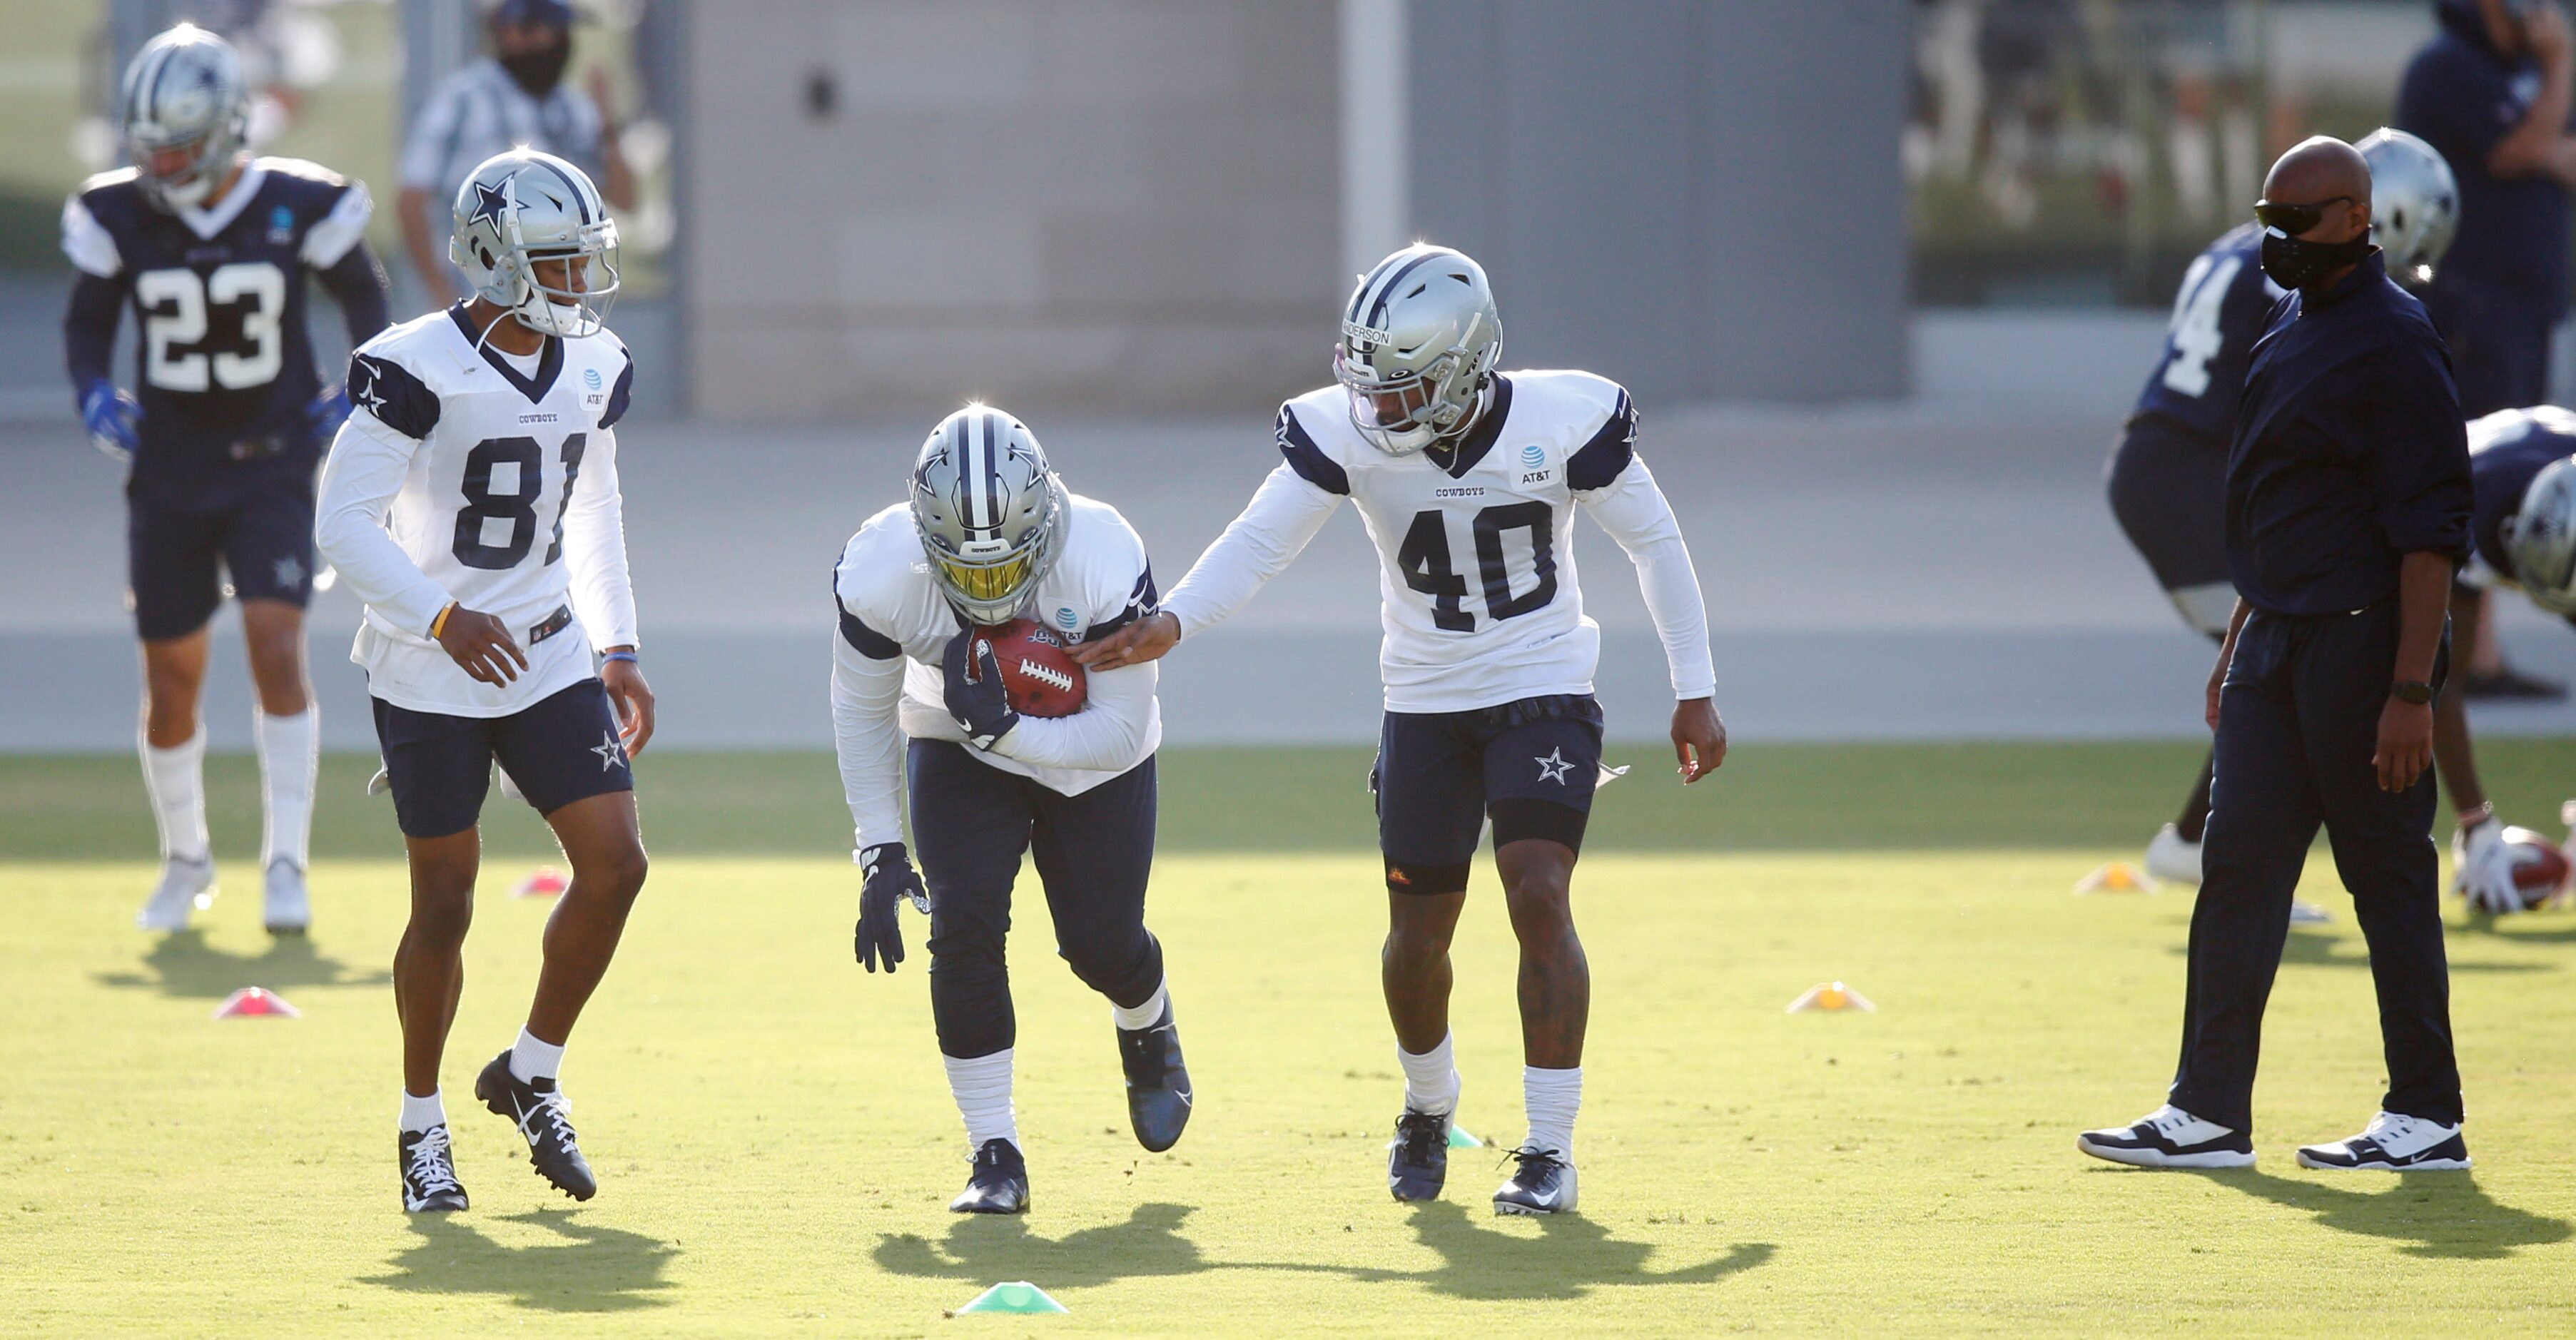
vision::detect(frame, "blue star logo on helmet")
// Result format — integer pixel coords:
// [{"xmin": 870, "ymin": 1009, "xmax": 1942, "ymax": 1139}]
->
[
  {"xmin": 1055, "ymin": 607, "xmax": 1079, "ymax": 630},
  {"xmin": 1521, "ymin": 444, "xmax": 1546, "ymax": 468},
  {"xmin": 584, "ymin": 367, "xmax": 603, "ymax": 390},
  {"xmin": 467, "ymin": 179, "xmax": 512, "ymax": 231}
]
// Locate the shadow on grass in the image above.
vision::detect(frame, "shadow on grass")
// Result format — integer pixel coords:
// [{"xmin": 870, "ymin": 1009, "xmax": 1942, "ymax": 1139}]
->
[
  {"xmin": 91, "ymin": 928, "xmax": 390, "ymax": 999},
  {"xmin": 360, "ymin": 1209, "xmax": 678, "ymax": 1311},
  {"xmin": 871, "ymin": 1198, "xmax": 1773, "ymax": 1302},
  {"xmin": 2194, "ymin": 1169, "xmax": 2569, "ymax": 1259},
  {"xmin": 2156, "ymin": 925, "xmax": 2550, "ymax": 974}
]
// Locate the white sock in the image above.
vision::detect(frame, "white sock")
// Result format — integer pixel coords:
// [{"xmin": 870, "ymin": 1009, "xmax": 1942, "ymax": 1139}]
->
[
  {"xmin": 944, "ymin": 1048, "xmax": 1020, "ymax": 1151},
  {"xmin": 1523, "ymin": 1065, "xmax": 1583, "ymax": 1161},
  {"xmin": 509, "ymin": 1027, "xmax": 565, "ymax": 1085},
  {"xmin": 254, "ymin": 706, "xmax": 318, "ymax": 871},
  {"xmin": 139, "ymin": 726, "xmax": 209, "ymax": 863},
  {"xmin": 400, "ymin": 1089, "xmax": 446, "ymax": 1134},
  {"xmin": 1110, "ymin": 979, "xmax": 1169, "ymax": 1031},
  {"xmin": 1399, "ymin": 1033, "xmax": 1461, "ymax": 1117}
]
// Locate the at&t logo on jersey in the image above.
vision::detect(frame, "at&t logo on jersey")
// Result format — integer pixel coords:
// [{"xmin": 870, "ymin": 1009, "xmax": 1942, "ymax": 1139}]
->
[
  {"xmin": 584, "ymin": 367, "xmax": 603, "ymax": 391},
  {"xmin": 1519, "ymin": 442, "xmax": 1551, "ymax": 484},
  {"xmin": 1055, "ymin": 606, "xmax": 1080, "ymax": 631}
]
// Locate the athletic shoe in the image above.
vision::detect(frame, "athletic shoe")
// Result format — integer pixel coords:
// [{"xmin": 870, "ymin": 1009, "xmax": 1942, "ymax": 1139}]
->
[
  {"xmin": 473, "ymin": 1050, "xmax": 597, "ymax": 1201},
  {"xmin": 1494, "ymin": 1146, "xmax": 1578, "ymax": 1215},
  {"xmin": 2289, "ymin": 899, "xmax": 2332, "ymax": 924},
  {"xmin": 1117, "ymin": 1004, "xmax": 1193, "ymax": 1153},
  {"xmin": 950, "ymin": 1138, "xmax": 1030, "ymax": 1214},
  {"xmin": 2296, "ymin": 1112, "xmax": 2470, "ymax": 1171},
  {"xmin": 134, "ymin": 854, "xmax": 215, "ymax": 931},
  {"xmin": 2144, "ymin": 824, "xmax": 2202, "ymax": 885},
  {"xmin": 1387, "ymin": 1108, "xmax": 1450, "ymax": 1202},
  {"xmin": 2461, "ymin": 665, "xmax": 2566, "ymax": 702},
  {"xmin": 263, "ymin": 857, "xmax": 310, "ymax": 935},
  {"xmin": 2076, "ymin": 1104, "xmax": 2255, "ymax": 1169},
  {"xmin": 399, "ymin": 1125, "xmax": 470, "ymax": 1213}
]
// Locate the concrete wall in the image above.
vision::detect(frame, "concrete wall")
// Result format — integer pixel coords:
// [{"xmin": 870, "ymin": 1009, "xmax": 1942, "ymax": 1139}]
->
[{"xmin": 682, "ymin": 0, "xmax": 1342, "ymax": 420}]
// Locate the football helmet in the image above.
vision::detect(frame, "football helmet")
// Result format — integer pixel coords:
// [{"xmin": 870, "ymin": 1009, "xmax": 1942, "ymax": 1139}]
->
[
  {"xmin": 2507, "ymin": 443, "xmax": 2576, "ymax": 615},
  {"xmin": 448, "ymin": 149, "xmax": 619, "ymax": 339},
  {"xmin": 910, "ymin": 406, "xmax": 1068, "ymax": 626},
  {"xmin": 2356, "ymin": 128, "xmax": 2458, "ymax": 288},
  {"xmin": 119, "ymin": 24, "xmax": 248, "ymax": 210},
  {"xmin": 1335, "ymin": 244, "xmax": 1502, "ymax": 455}
]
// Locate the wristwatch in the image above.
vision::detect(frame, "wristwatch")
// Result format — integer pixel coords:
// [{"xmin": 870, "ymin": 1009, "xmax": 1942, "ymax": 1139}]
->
[{"xmin": 2391, "ymin": 679, "xmax": 2435, "ymax": 705}]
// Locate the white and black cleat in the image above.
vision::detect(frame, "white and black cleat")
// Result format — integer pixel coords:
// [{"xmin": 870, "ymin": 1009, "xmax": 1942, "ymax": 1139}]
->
[
  {"xmin": 399, "ymin": 1125, "xmax": 470, "ymax": 1213},
  {"xmin": 475, "ymin": 1050, "xmax": 597, "ymax": 1201},
  {"xmin": 950, "ymin": 1138, "xmax": 1030, "ymax": 1214},
  {"xmin": 1117, "ymin": 1003, "xmax": 1193, "ymax": 1152},
  {"xmin": 1493, "ymin": 1146, "xmax": 1578, "ymax": 1216},
  {"xmin": 2076, "ymin": 1104, "xmax": 2255, "ymax": 1169},
  {"xmin": 135, "ymin": 854, "xmax": 215, "ymax": 932},
  {"xmin": 2296, "ymin": 1112, "xmax": 2470, "ymax": 1171},
  {"xmin": 262, "ymin": 857, "xmax": 310, "ymax": 935},
  {"xmin": 1388, "ymin": 1109, "xmax": 1451, "ymax": 1202},
  {"xmin": 2144, "ymin": 824, "xmax": 2202, "ymax": 885}
]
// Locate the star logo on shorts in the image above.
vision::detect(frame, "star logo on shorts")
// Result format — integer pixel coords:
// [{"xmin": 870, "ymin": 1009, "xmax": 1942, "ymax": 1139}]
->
[
  {"xmin": 273, "ymin": 555, "xmax": 305, "ymax": 589},
  {"xmin": 592, "ymin": 730, "xmax": 626, "ymax": 771},
  {"xmin": 1534, "ymin": 747, "xmax": 1576, "ymax": 785}
]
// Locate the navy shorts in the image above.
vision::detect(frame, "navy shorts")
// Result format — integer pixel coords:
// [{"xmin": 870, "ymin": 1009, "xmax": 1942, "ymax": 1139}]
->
[
  {"xmin": 1373, "ymin": 694, "xmax": 1603, "ymax": 894},
  {"xmin": 370, "ymin": 678, "xmax": 634, "ymax": 839},
  {"xmin": 127, "ymin": 480, "xmax": 315, "ymax": 640}
]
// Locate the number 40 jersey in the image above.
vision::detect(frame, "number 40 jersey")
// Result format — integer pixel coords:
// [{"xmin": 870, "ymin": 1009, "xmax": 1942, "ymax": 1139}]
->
[
  {"xmin": 1160, "ymin": 370, "xmax": 1716, "ymax": 714},
  {"xmin": 315, "ymin": 305, "xmax": 639, "ymax": 719}
]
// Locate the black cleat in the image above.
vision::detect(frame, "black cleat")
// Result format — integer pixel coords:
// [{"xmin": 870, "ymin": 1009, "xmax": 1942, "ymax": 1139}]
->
[
  {"xmin": 1494, "ymin": 1145, "xmax": 1579, "ymax": 1215},
  {"xmin": 950, "ymin": 1138, "xmax": 1030, "ymax": 1214},
  {"xmin": 474, "ymin": 1050, "xmax": 597, "ymax": 1201},
  {"xmin": 399, "ymin": 1125, "xmax": 470, "ymax": 1213},
  {"xmin": 1117, "ymin": 1004, "xmax": 1193, "ymax": 1153},
  {"xmin": 1387, "ymin": 1108, "xmax": 1450, "ymax": 1202}
]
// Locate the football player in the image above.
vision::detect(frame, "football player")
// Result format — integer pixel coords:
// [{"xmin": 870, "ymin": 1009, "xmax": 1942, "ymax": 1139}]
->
[
  {"xmin": 2109, "ymin": 128, "xmax": 2456, "ymax": 887},
  {"xmin": 833, "ymin": 407, "xmax": 1188, "ymax": 1216},
  {"xmin": 314, "ymin": 149, "xmax": 652, "ymax": 1214},
  {"xmin": 1074, "ymin": 245, "xmax": 1723, "ymax": 1216},
  {"xmin": 64, "ymin": 24, "xmax": 391, "ymax": 935}
]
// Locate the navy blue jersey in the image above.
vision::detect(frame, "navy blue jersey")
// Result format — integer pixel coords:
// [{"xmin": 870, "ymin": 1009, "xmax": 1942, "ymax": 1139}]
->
[
  {"xmin": 62, "ymin": 157, "xmax": 385, "ymax": 500},
  {"xmin": 2465, "ymin": 407, "xmax": 2576, "ymax": 584},
  {"xmin": 2133, "ymin": 223, "xmax": 2280, "ymax": 440}
]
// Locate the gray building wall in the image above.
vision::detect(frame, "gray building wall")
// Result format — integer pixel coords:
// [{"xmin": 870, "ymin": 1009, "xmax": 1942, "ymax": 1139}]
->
[{"xmin": 682, "ymin": 1, "xmax": 1342, "ymax": 420}]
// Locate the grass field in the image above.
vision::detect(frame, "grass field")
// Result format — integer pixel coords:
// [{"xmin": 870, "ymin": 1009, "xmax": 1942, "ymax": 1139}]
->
[{"xmin": 6, "ymin": 741, "xmax": 2576, "ymax": 1336}]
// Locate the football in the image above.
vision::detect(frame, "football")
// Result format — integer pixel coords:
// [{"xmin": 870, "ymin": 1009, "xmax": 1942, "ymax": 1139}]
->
[
  {"xmin": 973, "ymin": 618, "xmax": 1088, "ymax": 718},
  {"xmin": 2493, "ymin": 826, "xmax": 2572, "ymax": 912}
]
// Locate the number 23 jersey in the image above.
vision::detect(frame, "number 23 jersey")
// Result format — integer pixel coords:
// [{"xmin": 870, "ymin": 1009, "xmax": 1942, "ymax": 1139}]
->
[{"xmin": 316, "ymin": 304, "xmax": 639, "ymax": 717}]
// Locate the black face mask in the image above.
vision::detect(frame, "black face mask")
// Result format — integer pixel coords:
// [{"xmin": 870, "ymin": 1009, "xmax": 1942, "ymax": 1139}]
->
[
  {"xmin": 2259, "ymin": 228, "xmax": 2373, "ymax": 291},
  {"xmin": 500, "ymin": 40, "xmax": 571, "ymax": 96}
]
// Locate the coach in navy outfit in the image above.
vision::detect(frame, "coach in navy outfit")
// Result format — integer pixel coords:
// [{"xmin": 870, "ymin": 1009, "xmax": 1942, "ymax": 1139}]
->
[{"xmin": 2083, "ymin": 138, "xmax": 2478, "ymax": 1172}]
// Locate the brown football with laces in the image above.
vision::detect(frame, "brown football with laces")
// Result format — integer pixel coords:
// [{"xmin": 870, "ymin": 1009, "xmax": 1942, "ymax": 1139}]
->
[{"xmin": 972, "ymin": 618, "xmax": 1088, "ymax": 717}]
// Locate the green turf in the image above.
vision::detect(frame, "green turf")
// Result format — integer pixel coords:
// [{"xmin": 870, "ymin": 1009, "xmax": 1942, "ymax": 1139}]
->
[{"xmin": 4, "ymin": 743, "xmax": 2575, "ymax": 1334}]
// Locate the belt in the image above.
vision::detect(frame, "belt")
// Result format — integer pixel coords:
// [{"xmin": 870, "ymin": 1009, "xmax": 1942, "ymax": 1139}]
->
[{"xmin": 528, "ymin": 605, "xmax": 573, "ymax": 646}]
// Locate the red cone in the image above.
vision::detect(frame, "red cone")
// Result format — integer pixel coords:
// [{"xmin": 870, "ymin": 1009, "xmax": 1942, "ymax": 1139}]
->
[
  {"xmin": 512, "ymin": 866, "xmax": 569, "ymax": 898},
  {"xmin": 212, "ymin": 987, "xmax": 301, "ymax": 1019}
]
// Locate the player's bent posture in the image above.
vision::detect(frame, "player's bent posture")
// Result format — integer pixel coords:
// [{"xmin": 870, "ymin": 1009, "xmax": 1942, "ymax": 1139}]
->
[
  {"xmin": 834, "ymin": 407, "xmax": 1189, "ymax": 1215},
  {"xmin": 1075, "ymin": 245, "xmax": 1723, "ymax": 1215},
  {"xmin": 314, "ymin": 151, "xmax": 653, "ymax": 1214},
  {"xmin": 65, "ymin": 24, "xmax": 391, "ymax": 934}
]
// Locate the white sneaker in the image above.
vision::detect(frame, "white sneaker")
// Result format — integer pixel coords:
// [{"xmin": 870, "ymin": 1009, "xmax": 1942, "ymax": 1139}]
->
[
  {"xmin": 2144, "ymin": 825, "xmax": 2203, "ymax": 885},
  {"xmin": 2296, "ymin": 1111, "xmax": 2470, "ymax": 1171},
  {"xmin": 263, "ymin": 858, "xmax": 310, "ymax": 935},
  {"xmin": 135, "ymin": 855, "xmax": 216, "ymax": 931},
  {"xmin": 2076, "ymin": 1102, "xmax": 2255, "ymax": 1169}
]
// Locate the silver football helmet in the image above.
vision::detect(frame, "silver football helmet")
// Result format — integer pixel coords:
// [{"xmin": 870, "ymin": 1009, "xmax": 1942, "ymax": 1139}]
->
[
  {"xmin": 910, "ymin": 406, "xmax": 1069, "ymax": 626},
  {"xmin": 2357, "ymin": 128, "xmax": 2458, "ymax": 289},
  {"xmin": 120, "ymin": 24, "xmax": 248, "ymax": 210},
  {"xmin": 2505, "ymin": 437, "xmax": 2576, "ymax": 616},
  {"xmin": 1335, "ymin": 244, "xmax": 1503, "ymax": 455},
  {"xmin": 448, "ymin": 149, "xmax": 619, "ymax": 339}
]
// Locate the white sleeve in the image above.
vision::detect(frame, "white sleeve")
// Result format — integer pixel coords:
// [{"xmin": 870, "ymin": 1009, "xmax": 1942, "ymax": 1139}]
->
[
  {"xmin": 313, "ymin": 413, "xmax": 452, "ymax": 636},
  {"xmin": 562, "ymin": 426, "xmax": 639, "ymax": 651},
  {"xmin": 60, "ymin": 196, "xmax": 120, "ymax": 278},
  {"xmin": 983, "ymin": 661, "xmax": 1157, "ymax": 771},
  {"xmin": 831, "ymin": 624, "xmax": 908, "ymax": 852},
  {"xmin": 1578, "ymin": 457, "xmax": 1717, "ymax": 699},
  {"xmin": 300, "ymin": 180, "xmax": 375, "ymax": 268},
  {"xmin": 1156, "ymin": 463, "xmax": 1342, "ymax": 638}
]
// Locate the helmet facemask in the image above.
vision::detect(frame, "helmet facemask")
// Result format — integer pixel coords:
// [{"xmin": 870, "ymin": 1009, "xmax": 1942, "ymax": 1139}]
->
[
  {"xmin": 508, "ymin": 225, "xmax": 621, "ymax": 338},
  {"xmin": 1334, "ymin": 245, "xmax": 1503, "ymax": 455},
  {"xmin": 120, "ymin": 26, "xmax": 248, "ymax": 213},
  {"xmin": 908, "ymin": 411, "xmax": 1069, "ymax": 626},
  {"xmin": 449, "ymin": 152, "xmax": 622, "ymax": 341}
]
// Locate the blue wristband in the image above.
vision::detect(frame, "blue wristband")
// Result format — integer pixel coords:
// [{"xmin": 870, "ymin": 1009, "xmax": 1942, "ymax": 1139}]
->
[{"xmin": 602, "ymin": 651, "xmax": 638, "ymax": 665}]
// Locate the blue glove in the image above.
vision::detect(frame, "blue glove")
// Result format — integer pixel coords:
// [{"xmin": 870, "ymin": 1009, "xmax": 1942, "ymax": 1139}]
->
[
  {"xmin": 307, "ymin": 385, "xmax": 353, "ymax": 440},
  {"xmin": 856, "ymin": 841, "xmax": 930, "ymax": 973},
  {"xmin": 80, "ymin": 381, "xmax": 138, "ymax": 464},
  {"xmin": 942, "ymin": 629, "xmax": 1020, "ymax": 749}
]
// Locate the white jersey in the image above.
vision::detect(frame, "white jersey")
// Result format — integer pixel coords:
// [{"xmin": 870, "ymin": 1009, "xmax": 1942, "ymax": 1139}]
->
[
  {"xmin": 1160, "ymin": 370, "xmax": 1715, "ymax": 714},
  {"xmin": 314, "ymin": 305, "xmax": 639, "ymax": 717},
  {"xmin": 830, "ymin": 494, "xmax": 1162, "ymax": 851}
]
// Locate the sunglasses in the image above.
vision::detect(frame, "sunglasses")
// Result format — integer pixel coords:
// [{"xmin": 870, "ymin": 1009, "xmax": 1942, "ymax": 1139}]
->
[{"xmin": 2253, "ymin": 196, "xmax": 2354, "ymax": 237}]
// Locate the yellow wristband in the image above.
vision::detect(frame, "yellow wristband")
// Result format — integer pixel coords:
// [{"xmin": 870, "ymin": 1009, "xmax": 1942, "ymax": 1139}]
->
[{"xmin": 429, "ymin": 602, "xmax": 457, "ymax": 639}]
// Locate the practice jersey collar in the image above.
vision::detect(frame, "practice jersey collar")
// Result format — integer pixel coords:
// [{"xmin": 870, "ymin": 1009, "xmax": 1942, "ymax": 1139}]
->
[
  {"xmin": 447, "ymin": 303, "xmax": 564, "ymax": 402},
  {"xmin": 1424, "ymin": 375, "xmax": 1514, "ymax": 479},
  {"xmin": 171, "ymin": 161, "xmax": 269, "ymax": 240}
]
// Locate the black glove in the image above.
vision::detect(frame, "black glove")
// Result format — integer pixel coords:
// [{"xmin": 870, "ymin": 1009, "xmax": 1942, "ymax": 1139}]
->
[
  {"xmin": 942, "ymin": 630, "xmax": 1021, "ymax": 749},
  {"xmin": 856, "ymin": 841, "xmax": 929, "ymax": 973}
]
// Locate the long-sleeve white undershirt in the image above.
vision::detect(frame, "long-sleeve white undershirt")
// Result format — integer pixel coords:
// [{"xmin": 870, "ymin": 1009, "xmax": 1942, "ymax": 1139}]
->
[
  {"xmin": 1158, "ymin": 463, "xmax": 1343, "ymax": 639},
  {"xmin": 313, "ymin": 412, "xmax": 452, "ymax": 637},
  {"xmin": 830, "ymin": 632, "xmax": 908, "ymax": 852}
]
